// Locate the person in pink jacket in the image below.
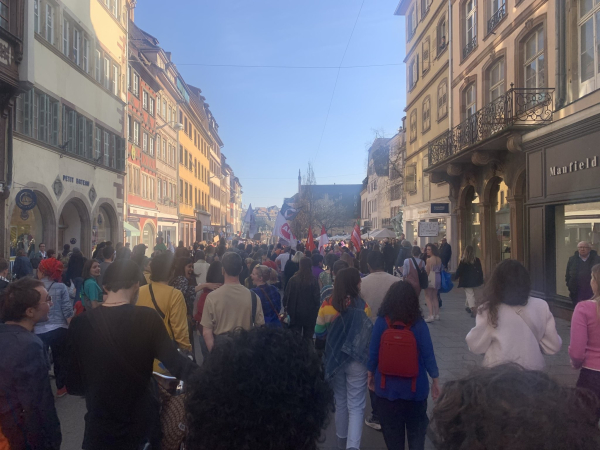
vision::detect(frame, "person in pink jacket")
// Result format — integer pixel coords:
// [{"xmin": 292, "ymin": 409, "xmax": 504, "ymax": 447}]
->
[
  {"xmin": 466, "ymin": 260, "xmax": 562, "ymax": 370},
  {"xmin": 569, "ymin": 263, "xmax": 600, "ymax": 418}
]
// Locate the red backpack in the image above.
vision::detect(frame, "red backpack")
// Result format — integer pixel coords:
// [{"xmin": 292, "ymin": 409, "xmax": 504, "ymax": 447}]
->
[{"xmin": 378, "ymin": 317, "xmax": 419, "ymax": 392}]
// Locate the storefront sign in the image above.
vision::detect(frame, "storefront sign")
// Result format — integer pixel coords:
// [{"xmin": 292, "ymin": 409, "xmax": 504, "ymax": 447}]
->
[
  {"xmin": 62, "ymin": 175, "xmax": 90, "ymax": 186},
  {"xmin": 417, "ymin": 209, "xmax": 429, "ymax": 216},
  {"xmin": 549, "ymin": 157, "xmax": 597, "ymax": 176},
  {"xmin": 418, "ymin": 221, "xmax": 439, "ymax": 237},
  {"xmin": 430, "ymin": 203, "xmax": 450, "ymax": 214},
  {"xmin": 15, "ymin": 189, "xmax": 37, "ymax": 211}
]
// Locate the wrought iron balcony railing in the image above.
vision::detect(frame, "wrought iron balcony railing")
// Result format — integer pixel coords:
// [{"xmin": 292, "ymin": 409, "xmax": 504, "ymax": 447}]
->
[
  {"xmin": 487, "ymin": 3, "xmax": 506, "ymax": 34},
  {"xmin": 463, "ymin": 35, "xmax": 477, "ymax": 59},
  {"xmin": 428, "ymin": 85, "xmax": 554, "ymax": 167}
]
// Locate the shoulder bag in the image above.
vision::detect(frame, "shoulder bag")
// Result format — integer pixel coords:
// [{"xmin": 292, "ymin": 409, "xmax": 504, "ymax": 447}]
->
[
  {"xmin": 411, "ymin": 257, "xmax": 429, "ymax": 290},
  {"xmin": 149, "ymin": 284, "xmax": 177, "ymax": 346}
]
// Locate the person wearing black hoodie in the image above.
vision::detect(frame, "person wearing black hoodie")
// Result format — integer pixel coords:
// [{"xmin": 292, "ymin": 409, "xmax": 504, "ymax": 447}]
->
[{"xmin": 566, "ymin": 241, "xmax": 600, "ymax": 306}]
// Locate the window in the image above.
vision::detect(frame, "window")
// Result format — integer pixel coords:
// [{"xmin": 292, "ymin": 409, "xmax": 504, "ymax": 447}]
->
[
  {"xmin": 132, "ymin": 72, "xmax": 139, "ymax": 96},
  {"xmin": 422, "ymin": 38, "xmax": 430, "ymax": 73},
  {"xmin": 524, "ymin": 27, "xmax": 545, "ymax": 88},
  {"xmin": 103, "ymin": 131, "xmax": 110, "ymax": 166},
  {"xmin": 162, "ymin": 138, "xmax": 166, "ymax": 161},
  {"xmin": 133, "ymin": 121, "xmax": 139, "ymax": 145},
  {"xmin": 46, "ymin": 4, "xmax": 54, "ymax": 44},
  {"xmin": 162, "ymin": 99, "xmax": 166, "ymax": 118},
  {"xmin": 438, "ymin": 80, "xmax": 448, "ymax": 119},
  {"xmin": 422, "ymin": 97, "xmax": 431, "ymax": 132},
  {"xmin": 421, "ymin": 0, "xmax": 432, "ymax": 19},
  {"xmin": 34, "ymin": 0, "xmax": 40, "ymax": 33},
  {"xmin": 463, "ymin": 83, "xmax": 477, "ymax": 119},
  {"xmin": 73, "ymin": 29, "xmax": 80, "ymax": 64},
  {"xmin": 103, "ymin": 57, "xmax": 110, "ymax": 89},
  {"xmin": 112, "ymin": 0, "xmax": 119, "ymax": 18},
  {"xmin": 143, "ymin": 91, "xmax": 148, "ymax": 110},
  {"xmin": 488, "ymin": 59, "xmax": 505, "ymax": 101},
  {"xmin": 578, "ymin": 1, "xmax": 600, "ymax": 95},
  {"xmin": 408, "ymin": 56, "xmax": 419, "ymax": 90},
  {"xmin": 409, "ymin": 110, "xmax": 417, "ymax": 142},
  {"xmin": 408, "ymin": 8, "xmax": 417, "ymax": 39},
  {"xmin": 143, "ymin": 132, "xmax": 148, "ymax": 152},
  {"xmin": 488, "ymin": 0, "xmax": 506, "ymax": 33},
  {"xmin": 62, "ymin": 19, "xmax": 69, "ymax": 56},
  {"xmin": 83, "ymin": 38, "xmax": 89, "ymax": 72},
  {"xmin": 423, "ymin": 156, "xmax": 430, "ymax": 202},
  {"xmin": 464, "ymin": 0, "xmax": 477, "ymax": 58},
  {"xmin": 149, "ymin": 98, "xmax": 154, "ymax": 116},
  {"xmin": 111, "ymin": 65, "xmax": 118, "ymax": 95},
  {"xmin": 438, "ymin": 17, "xmax": 447, "ymax": 54},
  {"xmin": 95, "ymin": 50, "xmax": 101, "ymax": 82},
  {"xmin": 14, "ymin": 89, "xmax": 60, "ymax": 146},
  {"xmin": 405, "ymin": 165, "xmax": 417, "ymax": 193},
  {"xmin": 149, "ymin": 137, "xmax": 154, "ymax": 156},
  {"xmin": 95, "ymin": 126, "xmax": 101, "ymax": 159}
]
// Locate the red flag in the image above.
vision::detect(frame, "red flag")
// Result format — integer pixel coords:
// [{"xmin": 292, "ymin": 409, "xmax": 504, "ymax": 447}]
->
[
  {"xmin": 306, "ymin": 227, "xmax": 316, "ymax": 252},
  {"xmin": 351, "ymin": 223, "xmax": 362, "ymax": 253}
]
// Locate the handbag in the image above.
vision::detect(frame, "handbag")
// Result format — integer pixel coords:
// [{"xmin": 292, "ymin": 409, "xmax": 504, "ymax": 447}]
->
[
  {"xmin": 439, "ymin": 270, "xmax": 454, "ymax": 294},
  {"xmin": 427, "ymin": 269, "xmax": 437, "ymax": 289},
  {"xmin": 88, "ymin": 309, "xmax": 187, "ymax": 450}
]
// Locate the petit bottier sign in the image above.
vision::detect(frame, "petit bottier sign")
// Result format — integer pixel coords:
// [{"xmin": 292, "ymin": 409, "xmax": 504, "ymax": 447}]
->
[{"xmin": 549, "ymin": 156, "xmax": 598, "ymax": 176}]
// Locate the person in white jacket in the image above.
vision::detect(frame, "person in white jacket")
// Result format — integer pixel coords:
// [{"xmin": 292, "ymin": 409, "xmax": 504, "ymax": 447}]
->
[{"xmin": 466, "ymin": 260, "xmax": 562, "ymax": 370}]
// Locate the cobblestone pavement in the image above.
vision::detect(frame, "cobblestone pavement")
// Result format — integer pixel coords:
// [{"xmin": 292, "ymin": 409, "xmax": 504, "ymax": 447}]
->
[{"xmin": 54, "ymin": 288, "xmax": 576, "ymax": 450}]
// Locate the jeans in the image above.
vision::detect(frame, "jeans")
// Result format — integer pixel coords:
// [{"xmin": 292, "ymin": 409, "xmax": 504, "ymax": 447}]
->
[
  {"xmin": 377, "ymin": 396, "xmax": 428, "ymax": 450},
  {"xmin": 331, "ymin": 360, "xmax": 368, "ymax": 449},
  {"xmin": 37, "ymin": 327, "xmax": 69, "ymax": 390}
]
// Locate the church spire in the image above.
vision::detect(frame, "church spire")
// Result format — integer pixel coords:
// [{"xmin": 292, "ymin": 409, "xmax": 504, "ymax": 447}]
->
[{"xmin": 298, "ymin": 169, "xmax": 302, "ymax": 194}]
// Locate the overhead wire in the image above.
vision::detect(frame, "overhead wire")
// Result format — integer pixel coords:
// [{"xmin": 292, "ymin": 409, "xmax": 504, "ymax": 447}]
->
[
  {"xmin": 312, "ymin": 0, "xmax": 366, "ymax": 162},
  {"xmin": 176, "ymin": 63, "xmax": 401, "ymax": 69}
]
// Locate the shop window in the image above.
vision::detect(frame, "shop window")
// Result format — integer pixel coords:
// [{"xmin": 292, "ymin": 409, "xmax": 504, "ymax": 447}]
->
[
  {"xmin": 493, "ymin": 179, "xmax": 511, "ymax": 262},
  {"xmin": 555, "ymin": 201, "xmax": 600, "ymax": 297}
]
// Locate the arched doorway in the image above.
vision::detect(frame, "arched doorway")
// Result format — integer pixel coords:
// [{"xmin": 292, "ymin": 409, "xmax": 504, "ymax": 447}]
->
[
  {"xmin": 58, "ymin": 198, "xmax": 91, "ymax": 257},
  {"xmin": 484, "ymin": 176, "xmax": 511, "ymax": 269},
  {"xmin": 93, "ymin": 203, "xmax": 118, "ymax": 247},
  {"xmin": 464, "ymin": 185, "xmax": 481, "ymax": 259},
  {"xmin": 142, "ymin": 222, "xmax": 156, "ymax": 257},
  {"xmin": 9, "ymin": 190, "xmax": 56, "ymax": 258}
]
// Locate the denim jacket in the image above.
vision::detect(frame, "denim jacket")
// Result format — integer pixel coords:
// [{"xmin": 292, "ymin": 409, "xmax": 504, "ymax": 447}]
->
[{"xmin": 324, "ymin": 297, "xmax": 373, "ymax": 380}]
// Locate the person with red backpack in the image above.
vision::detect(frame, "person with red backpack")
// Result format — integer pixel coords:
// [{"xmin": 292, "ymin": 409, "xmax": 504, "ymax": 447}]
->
[{"xmin": 367, "ymin": 281, "xmax": 440, "ymax": 450}]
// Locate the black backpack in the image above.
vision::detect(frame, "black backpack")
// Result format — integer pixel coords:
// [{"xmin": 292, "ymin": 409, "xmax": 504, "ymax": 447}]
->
[{"xmin": 411, "ymin": 257, "xmax": 429, "ymax": 289}]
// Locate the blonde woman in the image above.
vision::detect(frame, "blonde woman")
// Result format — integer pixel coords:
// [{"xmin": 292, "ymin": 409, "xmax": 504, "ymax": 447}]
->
[
  {"xmin": 424, "ymin": 243, "xmax": 442, "ymax": 322},
  {"xmin": 453, "ymin": 245, "xmax": 484, "ymax": 316},
  {"xmin": 569, "ymin": 263, "xmax": 600, "ymax": 419}
]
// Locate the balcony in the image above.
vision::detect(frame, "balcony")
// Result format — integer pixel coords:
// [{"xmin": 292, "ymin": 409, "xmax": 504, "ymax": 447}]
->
[
  {"xmin": 428, "ymin": 85, "xmax": 554, "ymax": 168},
  {"xmin": 487, "ymin": 3, "xmax": 506, "ymax": 34},
  {"xmin": 463, "ymin": 35, "xmax": 477, "ymax": 59}
]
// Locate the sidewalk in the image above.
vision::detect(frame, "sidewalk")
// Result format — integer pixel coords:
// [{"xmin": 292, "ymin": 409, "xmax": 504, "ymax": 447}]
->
[{"xmin": 317, "ymin": 287, "xmax": 577, "ymax": 449}]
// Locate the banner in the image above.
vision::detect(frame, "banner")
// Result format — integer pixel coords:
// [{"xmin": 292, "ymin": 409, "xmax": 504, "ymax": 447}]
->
[{"xmin": 243, "ymin": 204, "xmax": 257, "ymax": 237}]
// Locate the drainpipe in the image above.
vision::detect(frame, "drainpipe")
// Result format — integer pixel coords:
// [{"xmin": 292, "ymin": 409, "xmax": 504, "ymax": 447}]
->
[
  {"xmin": 448, "ymin": 0, "xmax": 453, "ymax": 130},
  {"xmin": 555, "ymin": 0, "xmax": 566, "ymax": 109}
]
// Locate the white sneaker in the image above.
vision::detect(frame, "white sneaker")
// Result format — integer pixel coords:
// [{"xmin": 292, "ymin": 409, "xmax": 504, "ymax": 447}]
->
[
  {"xmin": 435, "ymin": 315, "xmax": 440, "ymax": 321},
  {"xmin": 425, "ymin": 316, "xmax": 434, "ymax": 323}
]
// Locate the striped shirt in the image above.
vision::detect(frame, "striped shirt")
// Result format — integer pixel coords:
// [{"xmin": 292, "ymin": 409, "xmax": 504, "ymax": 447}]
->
[{"xmin": 315, "ymin": 297, "xmax": 371, "ymax": 339}]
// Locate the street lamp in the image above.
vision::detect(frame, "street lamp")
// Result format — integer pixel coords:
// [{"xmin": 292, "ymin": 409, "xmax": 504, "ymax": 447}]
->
[{"xmin": 156, "ymin": 121, "xmax": 183, "ymax": 131}]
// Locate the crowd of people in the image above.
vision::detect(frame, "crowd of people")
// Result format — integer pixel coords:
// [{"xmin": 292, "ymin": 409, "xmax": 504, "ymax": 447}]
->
[{"xmin": 0, "ymin": 235, "xmax": 599, "ymax": 450}]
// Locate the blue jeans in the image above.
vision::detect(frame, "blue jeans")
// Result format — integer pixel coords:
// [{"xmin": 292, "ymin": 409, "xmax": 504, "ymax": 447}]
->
[
  {"xmin": 331, "ymin": 360, "xmax": 368, "ymax": 449},
  {"xmin": 377, "ymin": 396, "xmax": 428, "ymax": 450}
]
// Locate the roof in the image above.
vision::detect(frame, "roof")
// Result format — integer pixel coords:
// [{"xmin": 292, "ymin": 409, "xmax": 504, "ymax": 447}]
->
[{"xmin": 394, "ymin": 0, "xmax": 410, "ymax": 16}]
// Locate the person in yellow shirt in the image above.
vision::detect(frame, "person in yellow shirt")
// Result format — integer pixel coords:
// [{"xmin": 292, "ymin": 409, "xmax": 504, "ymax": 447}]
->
[{"xmin": 137, "ymin": 252, "xmax": 191, "ymax": 373}]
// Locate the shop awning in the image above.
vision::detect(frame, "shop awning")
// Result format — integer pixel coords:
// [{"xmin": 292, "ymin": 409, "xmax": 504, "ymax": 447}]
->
[{"xmin": 124, "ymin": 221, "xmax": 140, "ymax": 237}]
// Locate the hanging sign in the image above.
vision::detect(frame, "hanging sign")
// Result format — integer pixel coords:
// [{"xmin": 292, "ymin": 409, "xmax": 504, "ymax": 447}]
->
[{"xmin": 15, "ymin": 189, "xmax": 37, "ymax": 211}]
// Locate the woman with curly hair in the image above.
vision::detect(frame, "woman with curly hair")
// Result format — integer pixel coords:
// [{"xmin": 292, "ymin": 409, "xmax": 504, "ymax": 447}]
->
[
  {"xmin": 185, "ymin": 327, "xmax": 333, "ymax": 450},
  {"xmin": 569, "ymin": 263, "xmax": 600, "ymax": 419},
  {"xmin": 367, "ymin": 281, "xmax": 439, "ymax": 450},
  {"xmin": 466, "ymin": 259, "xmax": 562, "ymax": 370},
  {"xmin": 315, "ymin": 267, "xmax": 372, "ymax": 450},
  {"xmin": 432, "ymin": 364, "xmax": 600, "ymax": 450},
  {"xmin": 423, "ymin": 243, "xmax": 442, "ymax": 323},
  {"xmin": 34, "ymin": 257, "xmax": 73, "ymax": 397}
]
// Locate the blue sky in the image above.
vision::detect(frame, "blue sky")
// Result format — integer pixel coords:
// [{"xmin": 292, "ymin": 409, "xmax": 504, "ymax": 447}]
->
[{"xmin": 135, "ymin": 0, "xmax": 406, "ymax": 208}]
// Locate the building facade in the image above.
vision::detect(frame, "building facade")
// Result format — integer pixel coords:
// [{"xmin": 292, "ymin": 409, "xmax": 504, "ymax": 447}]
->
[
  {"xmin": 0, "ymin": 0, "xmax": 25, "ymax": 257},
  {"xmin": 126, "ymin": 21, "xmax": 160, "ymax": 255},
  {"xmin": 395, "ymin": 0, "xmax": 455, "ymax": 263},
  {"xmin": 231, "ymin": 175, "xmax": 242, "ymax": 236},
  {"xmin": 522, "ymin": 0, "xmax": 600, "ymax": 316},
  {"xmin": 8, "ymin": 0, "xmax": 127, "ymax": 259},
  {"xmin": 362, "ymin": 137, "xmax": 391, "ymax": 232},
  {"xmin": 424, "ymin": 0, "xmax": 554, "ymax": 278}
]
